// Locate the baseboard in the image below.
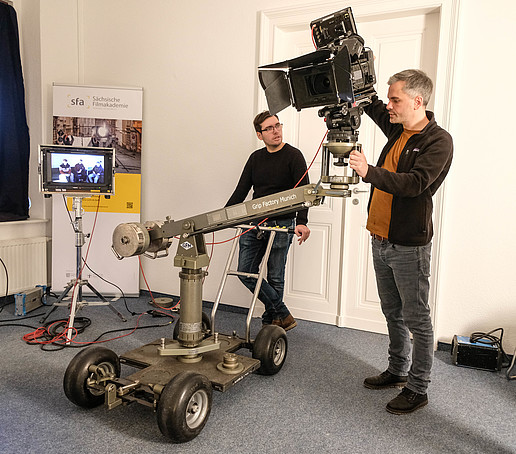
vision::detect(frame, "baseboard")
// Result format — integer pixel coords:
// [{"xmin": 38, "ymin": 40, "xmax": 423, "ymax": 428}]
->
[{"xmin": 437, "ymin": 341, "xmax": 452, "ymax": 352}]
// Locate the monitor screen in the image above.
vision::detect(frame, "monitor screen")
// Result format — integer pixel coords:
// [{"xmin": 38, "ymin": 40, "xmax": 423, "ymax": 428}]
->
[{"xmin": 39, "ymin": 145, "xmax": 114, "ymax": 195}]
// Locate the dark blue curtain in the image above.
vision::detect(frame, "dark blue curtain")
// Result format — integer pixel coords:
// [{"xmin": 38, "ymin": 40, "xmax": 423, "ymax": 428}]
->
[{"xmin": 0, "ymin": 3, "xmax": 29, "ymax": 221}]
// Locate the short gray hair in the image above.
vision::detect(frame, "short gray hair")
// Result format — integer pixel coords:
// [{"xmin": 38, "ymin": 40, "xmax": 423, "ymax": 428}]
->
[{"xmin": 388, "ymin": 69, "xmax": 433, "ymax": 106}]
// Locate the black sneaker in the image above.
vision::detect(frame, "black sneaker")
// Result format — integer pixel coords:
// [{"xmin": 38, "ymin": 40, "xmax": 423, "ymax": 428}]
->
[
  {"xmin": 363, "ymin": 370, "xmax": 408, "ymax": 389},
  {"xmin": 386, "ymin": 387, "xmax": 428, "ymax": 415}
]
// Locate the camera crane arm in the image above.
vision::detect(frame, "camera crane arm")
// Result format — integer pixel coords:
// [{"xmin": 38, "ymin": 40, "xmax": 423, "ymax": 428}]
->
[{"xmin": 111, "ymin": 183, "xmax": 333, "ymax": 267}]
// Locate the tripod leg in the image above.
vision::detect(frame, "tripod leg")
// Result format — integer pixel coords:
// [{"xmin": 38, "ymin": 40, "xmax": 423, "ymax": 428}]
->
[
  {"xmin": 86, "ymin": 282, "xmax": 127, "ymax": 322},
  {"xmin": 39, "ymin": 282, "xmax": 74, "ymax": 323}
]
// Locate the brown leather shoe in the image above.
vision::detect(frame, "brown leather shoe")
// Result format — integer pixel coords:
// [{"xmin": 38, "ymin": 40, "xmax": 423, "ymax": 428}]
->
[{"xmin": 272, "ymin": 314, "xmax": 297, "ymax": 331}]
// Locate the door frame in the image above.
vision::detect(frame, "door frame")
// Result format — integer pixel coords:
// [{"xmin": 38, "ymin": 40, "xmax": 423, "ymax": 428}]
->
[{"xmin": 256, "ymin": 0, "xmax": 460, "ymax": 334}]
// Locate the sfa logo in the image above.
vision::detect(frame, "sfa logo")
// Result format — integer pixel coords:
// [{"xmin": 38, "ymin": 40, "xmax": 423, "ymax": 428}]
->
[{"xmin": 67, "ymin": 94, "xmax": 90, "ymax": 108}]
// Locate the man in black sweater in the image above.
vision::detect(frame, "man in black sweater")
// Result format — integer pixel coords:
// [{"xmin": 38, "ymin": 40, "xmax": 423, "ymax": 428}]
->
[
  {"xmin": 350, "ymin": 69, "xmax": 453, "ymax": 414},
  {"xmin": 226, "ymin": 111, "xmax": 310, "ymax": 331}
]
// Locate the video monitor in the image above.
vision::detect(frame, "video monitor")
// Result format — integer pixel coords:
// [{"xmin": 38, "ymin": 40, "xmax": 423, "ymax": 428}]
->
[{"xmin": 39, "ymin": 144, "xmax": 115, "ymax": 196}]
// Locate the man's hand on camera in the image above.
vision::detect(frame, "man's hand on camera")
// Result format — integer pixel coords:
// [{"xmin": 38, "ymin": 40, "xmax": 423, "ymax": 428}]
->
[
  {"xmin": 350, "ymin": 149, "xmax": 369, "ymax": 178},
  {"xmin": 295, "ymin": 225, "xmax": 310, "ymax": 245}
]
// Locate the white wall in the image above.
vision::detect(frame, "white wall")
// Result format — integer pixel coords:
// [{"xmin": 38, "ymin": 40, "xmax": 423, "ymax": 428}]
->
[
  {"xmin": 434, "ymin": 2, "xmax": 516, "ymax": 353},
  {"xmin": 11, "ymin": 0, "xmax": 516, "ymax": 352}
]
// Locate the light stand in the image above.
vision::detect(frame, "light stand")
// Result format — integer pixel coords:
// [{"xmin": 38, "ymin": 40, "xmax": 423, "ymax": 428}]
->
[{"xmin": 40, "ymin": 196, "xmax": 126, "ymax": 340}]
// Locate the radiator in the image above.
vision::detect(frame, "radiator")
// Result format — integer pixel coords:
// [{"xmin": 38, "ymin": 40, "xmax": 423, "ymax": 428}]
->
[{"xmin": 0, "ymin": 237, "xmax": 50, "ymax": 296}]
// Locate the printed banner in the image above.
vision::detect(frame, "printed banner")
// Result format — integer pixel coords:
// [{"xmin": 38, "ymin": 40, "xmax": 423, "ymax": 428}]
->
[{"xmin": 51, "ymin": 84, "xmax": 143, "ymax": 296}]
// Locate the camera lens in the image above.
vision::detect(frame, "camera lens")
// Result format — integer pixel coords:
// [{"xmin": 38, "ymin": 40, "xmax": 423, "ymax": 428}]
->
[{"xmin": 308, "ymin": 73, "xmax": 332, "ymax": 95}]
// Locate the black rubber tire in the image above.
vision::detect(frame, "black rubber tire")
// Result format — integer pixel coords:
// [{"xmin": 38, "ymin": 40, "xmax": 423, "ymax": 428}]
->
[
  {"xmin": 157, "ymin": 371, "xmax": 213, "ymax": 443},
  {"xmin": 172, "ymin": 311, "xmax": 212, "ymax": 340},
  {"xmin": 63, "ymin": 346, "xmax": 120, "ymax": 408},
  {"xmin": 252, "ymin": 324, "xmax": 288, "ymax": 375}
]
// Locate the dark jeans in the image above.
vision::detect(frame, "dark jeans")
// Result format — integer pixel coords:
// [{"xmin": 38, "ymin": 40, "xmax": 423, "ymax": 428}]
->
[
  {"xmin": 237, "ymin": 219, "xmax": 294, "ymax": 323},
  {"xmin": 371, "ymin": 237, "xmax": 433, "ymax": 394}
]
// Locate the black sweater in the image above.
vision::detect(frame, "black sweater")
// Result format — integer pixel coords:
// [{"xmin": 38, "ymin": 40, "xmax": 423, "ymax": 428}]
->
[
  {"xmin": 363, "ymin": 96, "xmax": 453, "ymax": 246},
  {"xmin": 226, "ymin": 143, "xmax": 309, "ymax": 225}
]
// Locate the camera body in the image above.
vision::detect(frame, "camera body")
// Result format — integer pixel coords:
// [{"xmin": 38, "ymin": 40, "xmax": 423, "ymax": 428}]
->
[{"xmin": 258, "ymin": 7, "xmax": 376, "ymax": 116}]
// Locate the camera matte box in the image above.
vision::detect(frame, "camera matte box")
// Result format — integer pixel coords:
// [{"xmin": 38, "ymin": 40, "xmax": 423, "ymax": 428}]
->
[{"xmin": 451, "ymin": 335, "xmax": 502, "ymax": 371}]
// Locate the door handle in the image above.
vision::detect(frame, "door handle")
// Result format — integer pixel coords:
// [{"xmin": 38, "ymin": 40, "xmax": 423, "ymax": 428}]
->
[{"xmin": 353, "ymin": 188, "xmax": 369, "ymax": 194}]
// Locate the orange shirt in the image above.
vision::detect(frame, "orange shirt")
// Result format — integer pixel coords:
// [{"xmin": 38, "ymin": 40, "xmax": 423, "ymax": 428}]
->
[{"xmin": 367, "ymin": 129, "xmax": 419, "ymax": 237}]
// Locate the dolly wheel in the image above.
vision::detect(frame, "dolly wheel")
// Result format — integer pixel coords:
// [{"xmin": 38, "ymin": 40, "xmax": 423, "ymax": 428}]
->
[
  {"xmin": 253, "ymin": 324, "xmax": 288, "ymax": 375},
  {"xmin": 157, "ymin": 371, "xmax": 213, "ymax": 443},
  {"xmin": 63, "ymin": 346, "xmax": 120, "ymax": 408},
  {"xmin": 172, "ymin": 311, "xmax": 212, "ymax": 340}
]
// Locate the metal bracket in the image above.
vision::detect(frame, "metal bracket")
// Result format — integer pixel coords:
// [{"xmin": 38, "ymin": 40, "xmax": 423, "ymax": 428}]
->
[{"xmin": 157, "ymin": 338, "xmax": 221, "ymax": 356}]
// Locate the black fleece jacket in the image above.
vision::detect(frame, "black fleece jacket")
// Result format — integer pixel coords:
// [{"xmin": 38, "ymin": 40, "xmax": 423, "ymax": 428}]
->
[{"xmin": 363, "ymin": 96, "xmax": 453, "ymax": 246}]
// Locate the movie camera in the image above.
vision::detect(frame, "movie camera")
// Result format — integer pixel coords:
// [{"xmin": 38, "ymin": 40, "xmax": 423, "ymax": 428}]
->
[{"xmin": 259, "ymin": 7, "xmax": 376, "ymax": 189}]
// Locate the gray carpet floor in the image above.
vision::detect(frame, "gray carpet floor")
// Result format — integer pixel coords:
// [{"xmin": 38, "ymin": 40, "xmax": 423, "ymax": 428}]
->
[{"xmin": 0, "ymin": 294, "xmax": 514, "ymax": 453}]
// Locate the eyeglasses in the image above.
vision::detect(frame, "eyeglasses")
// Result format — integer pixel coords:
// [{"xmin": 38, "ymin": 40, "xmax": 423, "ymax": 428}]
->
[{"xmin": 260, "ymin": 123, "xmax": 283, "ymax": 133}]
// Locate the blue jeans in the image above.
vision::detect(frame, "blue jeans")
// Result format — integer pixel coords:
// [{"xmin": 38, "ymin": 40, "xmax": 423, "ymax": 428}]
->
[
  {"xmin": 371, "ymin": 237, "xmax": 433, "ymax": 394},
  {"xmin": 237, "ymin": 219, "xmax": 294, "ymax": 323}
]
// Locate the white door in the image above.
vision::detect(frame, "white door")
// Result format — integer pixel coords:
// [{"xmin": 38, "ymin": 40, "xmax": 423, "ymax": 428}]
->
[
  {"xmin": 339, "ymin": 13, "xmax": 440, "ymax": 333},
  {"xmin": 271, "ymin": 29, "xmax": 345, "ymax": 325},
  {"xmin": 261, "ymin": 10, "xmax": 440, "ymax": 331}
]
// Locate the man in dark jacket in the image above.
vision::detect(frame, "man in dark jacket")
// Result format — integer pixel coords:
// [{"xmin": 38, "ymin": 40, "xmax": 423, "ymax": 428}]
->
[
  {"xmin": 350, "ymin": 69, "xmax": 453, "ymax": 414},
  {"xmin": 71, "ymin": 159, "xmax": 86, "ymax": 182},
  {"xmin": 226, "ymin": 111, "xmax": 310, "ymax": 331},
  {"xmin": 88, "ymin": 161, "xmax": 104, "ymax": 183}
]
